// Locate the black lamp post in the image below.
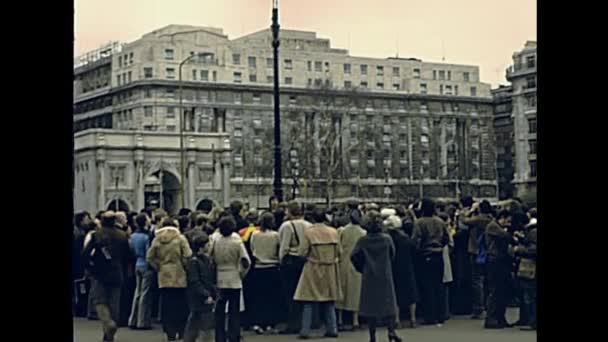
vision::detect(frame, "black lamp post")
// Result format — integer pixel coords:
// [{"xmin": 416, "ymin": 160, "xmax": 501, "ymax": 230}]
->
[{"xmin": 271, "ymin": 0, "xmax": 284, "ymax": 202}]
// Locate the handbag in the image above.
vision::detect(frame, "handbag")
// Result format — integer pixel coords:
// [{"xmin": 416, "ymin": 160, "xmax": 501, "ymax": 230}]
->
[{"xmin": 517, "ymin": 257, "xmax": 536, "ymax": 280}]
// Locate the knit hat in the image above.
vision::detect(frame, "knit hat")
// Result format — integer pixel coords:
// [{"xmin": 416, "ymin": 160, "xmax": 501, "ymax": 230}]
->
[
  {"xmin": 383, "ymin": 215, "xmax": 402, "ymax": 230},
  {"xmin": 380, "ymin": 208, "xmax": 396, "ymax": 218}
]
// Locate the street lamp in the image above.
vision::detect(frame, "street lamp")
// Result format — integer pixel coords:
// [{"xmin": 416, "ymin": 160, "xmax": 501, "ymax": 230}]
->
[
  {"xmin": 271, "ymin": 0, "xmax": 284, "ymax": 201},
  {"xmin": 179, "ymin": 52, "xmax": 208, "ymax": 209}
]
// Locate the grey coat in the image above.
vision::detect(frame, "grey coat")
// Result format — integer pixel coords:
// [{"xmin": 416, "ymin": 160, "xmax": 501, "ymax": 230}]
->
[{"xmin": 351, "ymin": 232, "xmax": 397, "ymax": 318}]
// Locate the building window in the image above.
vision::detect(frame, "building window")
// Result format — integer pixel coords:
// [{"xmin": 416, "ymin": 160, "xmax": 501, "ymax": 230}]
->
[
  {"xmin": 144, "ymin": 88, "xmax": 152, "ymax": 98},
  {"xmin": 439, "ymin": 70, "xmax": 445, "ymax": 80},
  {"xmin": 285, "ymin": 77, "xmax": 293, "ymax": 85},
  {"xmin": 166, "ymin": 68, "xmax": 175, "ymax": 79},
  {"xmin": 413, "ymin": 68, "xmax": 421, "ymax": 79},
  {"xmin": 268, "ymin": 76, "xmax": 274, "ymax": 83},
  {"xmin": 377, "ymin": 82, "xmax": 384, "ymax": 89},
  {"xmin": 234, "ymin": 128, "xmax": 242, "ymax": 137},
  {"xmin": 234, "ymin": 93, "xmax": 242, "ymax": 104},
  {"xmin": 233, "ymin": 53, "xmax": 241, "ymax": 65},
  {"xmin": 144, "ymin": 67, "xmax": 153, "ymax": 78},
  {"xmin": 420, "ymin": 83, "xmax": 427, "ymax": 94},
  {"xmin": 445, "ymin": 85, "xmax": 453, "ymax": 95},
  {"xmin": 248, "ymin": 56, "xmax": 257, "ymax": 68},
  {"xmin": 118, "ymin": 56, "xmax": 122, "ymax": 67},
  {"xmin": 116, "ymin": 75, "xmax": 121, "ymax": 86},
  {"xmin": 526, "ymin": 76, "xmax": 536, "ymax": 89},
  {"xmin": 166, "ymin": 125, "xmax": 176, "ymax": 132},
  {"xmin": 529, "ymin": 160, "xmax": 537, "ymax": 177},
  {"xmin": 307, "ymin": 61, "xmax": 312, "ymax": 71},
  {"xmin": 166, "ymin": 89, "xmax": 175, "ymax": 98},
  {"xmin": 144, "ymin": 106, "xmax": 153, "ymax": 117},
  {"xmin": 527, "ymin": 55, "xmax": 536, "ymax": 68},
  {"xmin": 127, "ymin": 71, "xmax": 132, "ymax": 83},
  {"xmin": 129, "ymin": 52, "xmax": 134, "ymax": 64},
  {"xmin": 212, "ymin": 71, "xmax": 217, "ymax": 82},
  {"xmin": 143, "ymin": 125, "xmax": 153, "ymax": 131},
  {"xmin": 250, "ymin": 74, "xmax": 257, "ymax": 82},
  {"xmin": 344, "ymin": 81, "xmax": 352, "ymax": 88},
  {"xmin": 361, "ymin": 64, "xmax": 368, "ymax": 75},
  {"xmin": 164, "ymin": 49, "xmax": 174, "ymax": 60},
  {"xmin": 344, "ymin": 63, "xmax": 351, "ymax": 74},
  {"xmin": 360, "ymin": 81, "xmax": 368, "ymax": 89},
  {"xmin": 529, "ymin": 140, "xmax": 537, "ymax": 154},
  {"xmin": 470, "ymin": 86, "xmax": 477, "ymax": 97},
  {"xmin": 289, "ymin": 96, "xmax": 297, "ymax": 104},
  {"xmin": 192, "ymin": 70, "xmax": 197, "ymax": 80},
  {"xmin": 447, "ymin": 70, "xmax": 451, "ymax": 81},
  {"xmin": 284, "ymin": 59, "xmax": 293, "ymax": 70},
  {"xmin": 166, "ymin": 107, "xmax": 175, "ymax": 118},
  {"xmin": 201, "ymin": 70, "xmax": 209, "ymax": 81},
  {"xmin": 528, "ymin": 118, "xmax": 537, "ymax": 133},
  {"xmin": 315, "ymin": 61, "xmax": 322, "ymax": 72},
  {"xmin": 377, "ymin": 66, "xmax": 384, "ymax": 76},
  {"xmin": 393, "ymin": 67, "xmax": 400, "ymax": 76},
  {"xmin": 455, "ymin": 85, "xmax": 459, "ymax": 95},
  {"xmin": 234, "ymin": 72, "xmax": 242, "ymax": 83},
  {"xmin": 267, "ymin": 58, "xmax": 273, "ymax": 68},
  {"xmin": 315, "ymin": 79, "xmax": 323, "ymax": 87},
  {"xmin": 463, "ymin": 72, "xmax": 470, "ymax": 82},
  {"xmin": 440, "ymin": 84, "xmax": 444, "ymax": 95},
  {"xmin": 253, "ymin": 93, "xmax": 261, "ymax": 103},
  {"xmin": 527, "ymin": 95, "xmax": 536, "ymax": 107},
  {"xmin": 433, "ymin": 70, "xmax": 437, "ymax": 80},
  {"xmin": 325, "ymin": 62, "xmax": 330, "ymax": 72}
]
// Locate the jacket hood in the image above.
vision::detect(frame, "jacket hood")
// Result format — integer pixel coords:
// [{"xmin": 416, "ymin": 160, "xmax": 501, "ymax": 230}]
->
[{"xmin": 155, "ymin": 226, "xmax": 181, "ymax": 244}]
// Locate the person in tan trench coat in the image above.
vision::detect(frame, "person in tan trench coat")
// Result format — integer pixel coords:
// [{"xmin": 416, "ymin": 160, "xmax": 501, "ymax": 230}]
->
[{"xmin": 293, "ymin": 209, "xmax": 341, "ymax": 339}]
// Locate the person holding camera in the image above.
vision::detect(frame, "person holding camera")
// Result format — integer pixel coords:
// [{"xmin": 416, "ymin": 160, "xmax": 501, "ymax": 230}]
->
[{"xmin": 513, "ymin": 214, "xmax": 537, "ymax": 331}]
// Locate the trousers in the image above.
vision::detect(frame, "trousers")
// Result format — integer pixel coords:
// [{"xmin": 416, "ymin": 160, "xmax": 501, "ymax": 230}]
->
[
  {"xmin": 300, "ymin": 301, "xmax": 337, "ymax": 337},
  {"xmin": 421, "ymin": 253, "xmax": 444, "ymax": 324},
  {"xmin": 485, "ymin": 260, "xmax": 510, "ymax": 326},
  {"xmin": 128, "ymin": 267, "xmax": 153, "ymax": 328},
  {"xmin": 470, "ymin": 255, "xmax": 486, "ymax": 315},
  {"xmin": 215, "ymin": 288, "xmax": 242, "ymax": 342},
  {"xmin": 160, "ymin": 288, "xmax": 189, "ymax": 339},
  {"xmin": 519, "ymin": 278, "xmax": 537, "ymax": 328},
  {"xmin": 280, "ymin": 260, "xmax": 305, "ymax": 331}
]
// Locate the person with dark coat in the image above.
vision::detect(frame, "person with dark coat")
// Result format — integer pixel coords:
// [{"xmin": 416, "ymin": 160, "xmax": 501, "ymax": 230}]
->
[
  {"xmin": 484, "ymin": 210, "xmax": 514, "ymax": 329},
  {"xmin": 351, "ymin": 210, "xmax": 402, "ymax": 342},
  {"xmin": 462, "ymin": 199, "xmax": 494, "ymax": 319},
  {"xmin": 384, "ymin": 215, "xmax": 419, "ymax": 328},
  {"xmin": 73, "ymin": 211, "xmax": 92, "ymax": 317},
  {"xmin": 450, "ymin": 207, "xmax": 473, "ymax": 315},
  {"xmin": 82, "ymin": 211, "xmax": 132, "ymax": 342},
  {"xmin": 412, "ymin": 198, "xmax": 450, "ymax": 326},
  {"xmin": 229, "ymin": 200, "xmax": 249, "ymax": 231},
  {"xmin": 183, "ymin": 232, "xmax": 217, "ymax": 342}
]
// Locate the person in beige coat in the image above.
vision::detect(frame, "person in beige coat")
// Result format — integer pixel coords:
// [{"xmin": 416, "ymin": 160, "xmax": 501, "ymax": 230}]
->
[
  {"xmin": 294, "ymin": 209, "xmax": 341, "ymax": 339},
  {"xmin": 336, "ymin": 208, "xmax": 366, "ymax": 331},
  {"xmin": 147, "ymin": 217, "xmax": 193, "ymax": 341}
]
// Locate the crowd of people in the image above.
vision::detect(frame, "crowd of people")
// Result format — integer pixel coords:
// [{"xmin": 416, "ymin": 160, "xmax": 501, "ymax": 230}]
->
[{"xmin": 72, "ymin": 196, "xmax": 537, "ymax": 342}]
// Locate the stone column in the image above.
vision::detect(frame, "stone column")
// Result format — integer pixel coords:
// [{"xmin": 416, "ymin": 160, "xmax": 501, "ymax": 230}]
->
[
  {"xmin": 96, "ymin": 150, "xmax": 107, "ymax": 211},
  {"xmin": 221, "ymin": 138, "xmax": 232, "ymax": 207},
  {"xmin": 187, "ymin": 137, "xmax": 197, "ymax": 209},
  {"xmin": 134, "ymin": 151, "xmax": 145, "ymax": 211}
]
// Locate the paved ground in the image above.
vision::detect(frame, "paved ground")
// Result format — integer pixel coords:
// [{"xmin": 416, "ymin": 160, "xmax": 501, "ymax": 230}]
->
[{"xmin": 74, "ymin": 308, "xmax": 536, "ymax": 342}]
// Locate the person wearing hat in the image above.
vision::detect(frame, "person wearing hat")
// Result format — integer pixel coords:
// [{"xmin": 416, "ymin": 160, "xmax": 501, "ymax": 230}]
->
[
  {"xmin": 384, "ymin": 214, "xmax": 419, "ymax": 329},
  {"xmin": 336, "ymin": 207, "xmax": 366, "ymax": 331},
  {"xmin": 351, "ymin": 210, "xmax": 402, "ymax": 342}
]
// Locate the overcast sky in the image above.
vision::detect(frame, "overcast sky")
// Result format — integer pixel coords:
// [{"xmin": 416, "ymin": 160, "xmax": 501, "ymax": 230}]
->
[{"xmin": 75, "ymin": 0, "xmax": 535, "ymax": 87}]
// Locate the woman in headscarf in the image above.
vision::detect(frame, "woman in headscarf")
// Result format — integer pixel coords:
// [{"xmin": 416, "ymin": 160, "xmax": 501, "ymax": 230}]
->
[
  {"xmin": 351, "ymin": 210, "xmax": 402, "ymax": 342},
  {"xmin": 384, "ymin": 214, "xmax": 419, "ymax": 328}
]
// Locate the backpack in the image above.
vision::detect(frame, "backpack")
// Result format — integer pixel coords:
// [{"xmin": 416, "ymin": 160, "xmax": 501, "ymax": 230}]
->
[
  {"xmin": 475, "ymin": 233, "xmax": 487, "ymax": 265},
  {"xmin": 82, "ymin": 232, "xmax": 120, "ymax": 285}
]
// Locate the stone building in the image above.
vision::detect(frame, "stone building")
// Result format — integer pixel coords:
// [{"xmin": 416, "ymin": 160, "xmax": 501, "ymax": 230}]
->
[
  {"xmin": 74, "ymin": 25, "xmax": 498, "ymax": 211},
  {"xmin": 506, "ymin": 41, "xmax": 537, "ymax": 198},
  {"xmin": 492, "ymin": 85, "xmax": 514, "ymax": 200}
]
